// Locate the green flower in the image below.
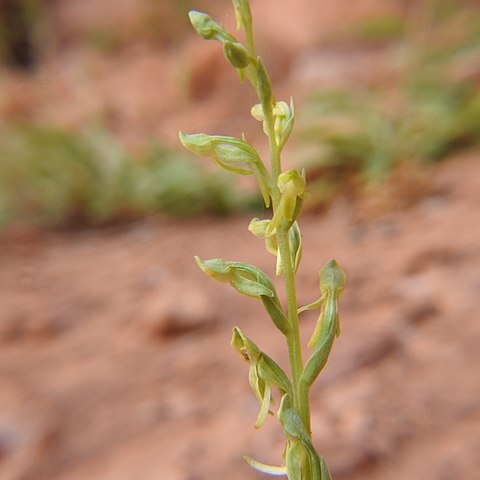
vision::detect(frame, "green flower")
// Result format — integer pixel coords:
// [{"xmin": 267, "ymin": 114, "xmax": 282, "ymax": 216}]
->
[
  {"xmin": 232, "ymin": 327, "xmax": 292, "ymax": 428},
  {"xmin": 179, "ymin": 133, "xmax": 271, "ymax": 207},
  {"xmin": 268, "ymin": 169, "xmax": 309, "ymax": 234}
]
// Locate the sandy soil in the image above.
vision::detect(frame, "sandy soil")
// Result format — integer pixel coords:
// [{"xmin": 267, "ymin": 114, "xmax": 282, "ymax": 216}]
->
[
  {"xmin": 1, "ymin": 0, "xmax": 480, "ymax": 479},
  {"xmin": 1, "ymin": 150, "xmax": 479, "ymax": 480}
]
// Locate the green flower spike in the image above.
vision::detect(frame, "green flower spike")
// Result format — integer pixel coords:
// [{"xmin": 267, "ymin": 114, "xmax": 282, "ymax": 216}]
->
[
  {"xmin": 232, "ymin": 327, "xmax": 292, "ymax": 428},
  {"xmin": 183, "ymin": 2, "xmax": 345, "ymax": 477}
]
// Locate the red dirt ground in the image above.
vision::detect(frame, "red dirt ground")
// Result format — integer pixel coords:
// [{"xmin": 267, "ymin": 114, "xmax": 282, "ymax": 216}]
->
[
  {"xmin": 1, "ymin": 150, "xmax": 479, "ymax": 480},
  {"xmin": 1, "ymin": 1, "xmax": 480, "ymax": 479}
]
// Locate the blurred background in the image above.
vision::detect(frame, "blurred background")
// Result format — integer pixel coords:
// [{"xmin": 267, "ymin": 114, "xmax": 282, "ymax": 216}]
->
[{"xmin": 1, "ymin": 0, "xmax": 479, "ymax": 479}]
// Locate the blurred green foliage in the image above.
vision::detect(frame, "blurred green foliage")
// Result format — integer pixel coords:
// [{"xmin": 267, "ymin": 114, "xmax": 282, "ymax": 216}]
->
[
  {"xmin": 296, "ymin": 1, "xmax": 480, "ymax": 200},
  {"xmin": 298, "ymin": 79, "xmax": 480, "ymax": 182},
  {"xmin": 354, "ymin": 15, "xmax": 406, "ymax": 42},
  {"xmin": 0, "ymin": 125, "xmax": 249, "ymax": 229}
]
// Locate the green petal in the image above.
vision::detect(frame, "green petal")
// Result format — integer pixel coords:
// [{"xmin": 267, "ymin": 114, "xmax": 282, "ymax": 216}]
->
[
  {"xmin": 243, "ymin": 456, "xmax": 287, "ymax": 476},
  {"xmin": 254, "ymin": 382, "xmax": 271, "ymax": 429},
  {"xmin": 231, "ymin": 271, "xmax": 274, "ymax": 297},
  {"xmin": 257, "ymin": 354, "xmax": 292, "ymax": 396},
  {"xmin": 320, "ymin": 456, "xmax": 333, "ymax": 480},
  {"xmin": 194, "ymin": 256, "xmax": 232, "ymax": 282}
]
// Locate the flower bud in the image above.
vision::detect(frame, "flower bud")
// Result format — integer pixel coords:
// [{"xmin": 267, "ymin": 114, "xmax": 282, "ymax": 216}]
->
[
  {"xmin": 188, "ymin": 11, "xmax": 228, "ymax": 40},
  {"xmin": 224, "ymin": 41, "xmax": 250, "ymax": 69},
  {"xmin": 268, "ymin": 169, "xmax": 309, "ymax": 235},
  {"xmin": 194, "ymin": 257, "xmax": 276, "ymax": 298},
  {"xmin": 248, "ymin": 218, "xmax": 278, "ymax": 256},
  {"xmin": 180, "ymin": 132, "xmax": 258, "ymax": 175},
  {"xmin": 276, "ymin": 221, "xmax": 302, "ymax": 276},
  {"xmin": 256, "ymin": 57, "xmax": 274, "ymax": 115},
  {"xmin": 274, "ymin": 98, "xmax": 295, "ymax": 148},
  {"xmin": 320, "ymin": 259, "xmax": 346, "ymax": 294},
  {"xmin": 250, "ymin": 103, "xmax": 264, "ymax": 122}
]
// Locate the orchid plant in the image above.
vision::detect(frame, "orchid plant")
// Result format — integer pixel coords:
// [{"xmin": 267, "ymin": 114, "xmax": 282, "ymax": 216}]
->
[{"xmin": 180, "ymin": 1, "xmax": 345, "ymax": 478}]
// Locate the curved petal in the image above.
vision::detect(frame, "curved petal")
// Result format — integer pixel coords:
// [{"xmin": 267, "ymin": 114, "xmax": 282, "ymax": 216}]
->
[{"xmin": 243, "ymin": 455, "xmax": 287, "ymax": 476}]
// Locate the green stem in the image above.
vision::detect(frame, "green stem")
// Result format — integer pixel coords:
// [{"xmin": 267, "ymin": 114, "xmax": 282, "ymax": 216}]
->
[
  {"xmin": 263, "ymin": 99, "xmax": 311, "ymax": 435},
  {"xmin": 244, "ymin": 0, "xmax": 314, "ymax": 443},
  {"xmin": 277, "ymin": 222, "xmax": 310, "ymax": 435},
  {"xmin": 244, "ymin": 13, "xmax": 255, "ymax": 58}
]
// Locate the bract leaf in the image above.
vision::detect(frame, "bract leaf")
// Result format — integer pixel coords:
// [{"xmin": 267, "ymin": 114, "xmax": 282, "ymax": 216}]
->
[{"xmin": 261, "ymin": 296, "xmax": 291, "ymax": 335}]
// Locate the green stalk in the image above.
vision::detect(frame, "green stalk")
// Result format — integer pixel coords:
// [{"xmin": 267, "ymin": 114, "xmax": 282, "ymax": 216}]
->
[
  {"xmin": 277, "ymin": 222, "xmax": 311, "ymax": 435},
  {"xmin": 261, "ymin": 88, "xmax": 311, "ymax": 436},
  {"xmin": 243, "ymin": 5, "xmax": 255, "ymax": 58},
  {"xmin": 183, "ymin": 3, "xmax": 345, "ymax": 477}
]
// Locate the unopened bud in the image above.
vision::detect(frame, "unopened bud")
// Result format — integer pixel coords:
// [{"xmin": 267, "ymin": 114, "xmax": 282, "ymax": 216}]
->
[
  {"xmin": 320, "ymin": 259, "xmax": 346, "ymax": 294},
  {"xmin": 256, "ymin": 57, "xmax": 273, "ymax": 114},
  {"xmin": 224, "ymin": 41, "xmax": 250, "ymax": 69},
  {"xmin": 188, "ymin": 11, "xmax": 225, "ymax": 40}
]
